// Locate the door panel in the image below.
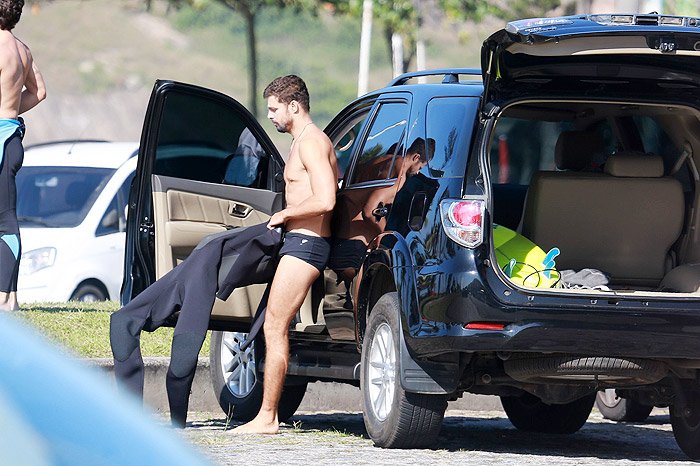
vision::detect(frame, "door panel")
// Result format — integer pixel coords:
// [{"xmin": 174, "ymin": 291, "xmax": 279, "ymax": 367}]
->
[
  {"xmin": 125, "ymin": 80, "xmax": 288, "ymax": 322},
  {"xmin": 152, "ymin": 174, "xmax": 281, "ymax": 275},
  {"xmin": 152, "ymin": 174, "xmax": 282, "ymax": 320}
]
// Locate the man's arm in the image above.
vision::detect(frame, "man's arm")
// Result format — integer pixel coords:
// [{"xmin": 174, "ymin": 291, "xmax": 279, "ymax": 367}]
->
[
  {"xmin": 268, "ymin": 137, "xmax": 336, "ymax": 228},
  {"xmin": 19, "ymin": 57, "xmax": 46, "ymax": 114}
]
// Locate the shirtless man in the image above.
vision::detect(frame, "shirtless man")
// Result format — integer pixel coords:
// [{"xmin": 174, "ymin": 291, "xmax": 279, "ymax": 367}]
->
[
  {"xmin": 233, "ymin": 75, "xmax": 337, "ymax": 434},
  {"xmin": 0, "ymin": 0, "xmax": 46, "ymax": 311}
]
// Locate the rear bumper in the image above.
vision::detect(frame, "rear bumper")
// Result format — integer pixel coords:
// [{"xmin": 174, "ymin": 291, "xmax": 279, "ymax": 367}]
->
[{"xmin": 408, "ymin": 294, "xmax": 700, "ymax": 360}]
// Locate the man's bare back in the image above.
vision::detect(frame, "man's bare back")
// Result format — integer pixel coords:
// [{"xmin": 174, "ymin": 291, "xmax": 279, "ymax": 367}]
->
[
  {"xmin": 0, "ymin": 30, "xmax": 43, "ymax": 119},
  {"xmin": 0, "ymin": 2, "xmax": 46, "ymax": 312}
]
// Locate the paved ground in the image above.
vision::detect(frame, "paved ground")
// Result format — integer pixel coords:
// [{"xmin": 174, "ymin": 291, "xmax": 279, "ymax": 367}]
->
[{"xmin": 177, "ymin": 408, "xmax": 694, "ymax": 465}]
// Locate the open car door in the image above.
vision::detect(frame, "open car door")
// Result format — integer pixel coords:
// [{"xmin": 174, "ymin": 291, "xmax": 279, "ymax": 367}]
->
[{"xmin": 122, "ymin": 81, "xmax": 285, "ymax": 323}]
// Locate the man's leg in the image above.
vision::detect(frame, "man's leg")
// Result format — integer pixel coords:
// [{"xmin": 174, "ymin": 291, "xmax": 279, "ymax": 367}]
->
[{"xmin": 232, "ymin": 255, "xmax": 319, "ymax": 434}]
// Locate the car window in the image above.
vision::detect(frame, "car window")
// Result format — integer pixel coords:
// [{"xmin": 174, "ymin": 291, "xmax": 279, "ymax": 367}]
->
[
  {"xmin": 334, "ymin": 113, "xmax": 369, "ymax": 182},
  {"xmin": 16, "ymin": 167, "xmax": 114, "ymax": 228},
  {"xmin": 490, "ymin": 118, "xmax": 580, "ymax": 185},
  {"xmin": 153, "ymin": 92, "xmax": 275, "ymax": 189},
  {"xmin": 97, "ymin": 195, "xmax": 120, "ymax": 236},
  {"xmin": 96, "ymin": 172, "xmax": 134, "ymax": 237},
  {"xmin": 426, "ymin": 97, "xmax": 479, "ymax": 178},
  {"xmin": 349, "ymin": 102, "xmax": 408, "ymax": 185}
]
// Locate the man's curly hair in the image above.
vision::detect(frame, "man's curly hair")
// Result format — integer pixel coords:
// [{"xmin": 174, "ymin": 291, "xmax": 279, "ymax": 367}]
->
[
  {"xmin": 263, "ymin": 75, "xmax": 310, "ymax": 112},
  {"xmin": 0, "ymin": 0, "xmax": 23, "ymax": 31}
]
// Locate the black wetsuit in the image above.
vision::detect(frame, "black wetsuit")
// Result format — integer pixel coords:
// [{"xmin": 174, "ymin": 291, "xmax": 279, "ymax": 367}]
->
[
  {"xmin": 0, "ymin": 120, "xmax": 25, "ymax": 293},
  {"xmin": 110, "ymin": 223, "xmax": 283, "ymax": 426}
]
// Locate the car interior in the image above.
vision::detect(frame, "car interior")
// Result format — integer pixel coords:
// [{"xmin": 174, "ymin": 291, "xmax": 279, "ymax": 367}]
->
[{"xmin": 489, "ymin": 100, "xmax": 700, "ymax": 296}]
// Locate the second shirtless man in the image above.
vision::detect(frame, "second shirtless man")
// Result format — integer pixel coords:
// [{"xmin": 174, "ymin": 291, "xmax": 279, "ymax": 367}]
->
[
  {"xmin": 0, "ymin": 0, "xmax": 46, "ymax": 311},
  {"xmin": 233, "ymin": 75, "xmax": 337, "ymax": 434}
]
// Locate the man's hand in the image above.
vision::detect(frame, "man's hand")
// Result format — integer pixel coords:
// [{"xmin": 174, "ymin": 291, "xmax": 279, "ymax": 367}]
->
[{"xmin": 267, "ymin": 210, "xmax": 287, "ymax": 229}]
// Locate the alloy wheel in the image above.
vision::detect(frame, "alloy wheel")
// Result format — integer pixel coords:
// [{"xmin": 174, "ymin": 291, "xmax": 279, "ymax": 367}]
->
[
  {"xmin": 368, "ymin": 322, "xmax": 396, "ymax": 421},
  {"xmin": 219, "ymin": 332, "xmax": 257, "ymax": 398}
]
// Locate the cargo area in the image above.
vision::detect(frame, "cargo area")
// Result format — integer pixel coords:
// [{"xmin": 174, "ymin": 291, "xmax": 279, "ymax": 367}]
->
[{"xmin": 488, "ymin": 100, "xmax": 700, "ymax": 296}]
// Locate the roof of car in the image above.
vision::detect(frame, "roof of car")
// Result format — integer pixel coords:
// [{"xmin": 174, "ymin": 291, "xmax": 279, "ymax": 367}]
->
[{"xmin": 23, "ymin": 141, "xmax": 139, "ymax": 169}]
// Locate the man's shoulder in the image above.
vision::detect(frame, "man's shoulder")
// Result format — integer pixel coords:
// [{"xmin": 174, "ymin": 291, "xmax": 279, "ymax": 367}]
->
[{"xmin": 298, "ymin": 129, "xmax": 333, "ymax": 152}]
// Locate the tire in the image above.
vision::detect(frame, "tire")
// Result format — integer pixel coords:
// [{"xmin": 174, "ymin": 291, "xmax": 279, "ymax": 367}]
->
[
  {"xmin": 504, "ymin": 354, "xmax": 667, "ymax": 385},
  {"xmin": 595, "ymin": 389, "xmax": 652, "ymax": 422},
  {"xmin": 70, "ymin": 283, "xmax": 107, "ymax": 302},
  {"xmin": 209, "ymin": 330, "xmax": 307, "ymax": 423},
  {"xmin": 361, "ymin": 292, "xmax": 447, "ymax": 448},
  {"xmin": 501, "ymin": 392, "xmax": 595, "ymax": 434},
  {"xmin": 670, "ymin": 390, "xmax": 700, "ymax": 459}
]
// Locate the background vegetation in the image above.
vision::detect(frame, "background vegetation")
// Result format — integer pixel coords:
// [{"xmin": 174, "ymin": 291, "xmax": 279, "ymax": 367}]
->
[
  {"xmin": 13, "ymin": 0, "xmax": 515, "ymax": 146},
  {"xmin": 14, "ymin": 302, "xmax": 211, "ymax": 358}
]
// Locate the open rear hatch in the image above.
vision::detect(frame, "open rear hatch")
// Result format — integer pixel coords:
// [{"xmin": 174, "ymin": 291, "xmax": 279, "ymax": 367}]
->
[
  {"xmin": 479, "ymin": 14, "xmax": 700, "ymax": 298},
  {"xmin": 482, "ymin": 14, "xmax": 700, "ymax": 103}
]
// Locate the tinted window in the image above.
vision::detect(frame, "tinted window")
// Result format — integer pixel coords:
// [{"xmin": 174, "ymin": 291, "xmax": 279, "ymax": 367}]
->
[
  {"xmin": 97, "ymin": 195, "xmax": 120, "ymax": 236},
  {"xmin": 350, "ymin": 102, "xmax": 408, "ymax": 185},
  {"xmin": 426, "ymin": 97, "xmax": 479, "ymax": 178},
  {"xmin": 96, "ymin": 172, "xmax": 134, "ymax": 237},
  {"xmin": 490, "ymin": 118, "xmax": 580, "ymax": 185},
  {"xmin": 153, "ymin": 92, "xmax": 274, "ymax": 188},
  {"xmin": 16, "ymin": 167, "xmax": 113, "ymax": 228},
  {"xmin": 334, "ymin": 113, "xmax": 369, "ymax": 182}
]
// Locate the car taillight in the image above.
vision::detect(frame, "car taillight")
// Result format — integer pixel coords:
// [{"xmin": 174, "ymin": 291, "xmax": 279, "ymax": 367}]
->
[{"xmin": 440, "ymin": 199, "xmax": 485, "ymax": 248}]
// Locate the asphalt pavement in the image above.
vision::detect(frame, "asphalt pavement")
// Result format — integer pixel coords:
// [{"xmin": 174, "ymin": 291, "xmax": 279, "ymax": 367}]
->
[
  {"xmin": 182, "ymin": 409, "xmax": 692, "ymax": 466},
  {"xmin": 90, "ymin": 357, "xmax": 695, "ymax": 464}
]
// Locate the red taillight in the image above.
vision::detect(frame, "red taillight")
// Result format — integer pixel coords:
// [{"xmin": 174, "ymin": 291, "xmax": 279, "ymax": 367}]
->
[
  {"xmin": 464, "ymin": 323, "xmax": 505, "ymax": 330},
  {"xmin": 440, "ymin": 199, "xmax": 485, "ymax": 248},
  {"xmin": 450, "ymin": 201, "xmax": 482, "ymax": 229}
]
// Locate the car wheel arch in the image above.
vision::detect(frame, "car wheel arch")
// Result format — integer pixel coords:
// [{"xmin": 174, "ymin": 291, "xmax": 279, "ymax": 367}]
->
[
  {"xmin": 71, "ymin": 279, "xmax": 110, "ymax": 302},
  {"xmin": 356, "ymin": 233, "xmax": 421, "ymax": 348}
]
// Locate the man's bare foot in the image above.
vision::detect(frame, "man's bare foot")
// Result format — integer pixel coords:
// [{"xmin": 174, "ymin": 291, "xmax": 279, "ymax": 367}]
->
[
  {"xmin": 230, "ymin": 416, "xmax": 279, "ymax": 435},
  {"xmin": 0, "ymin": 292, "xmax": 19, "ymax": 311}
]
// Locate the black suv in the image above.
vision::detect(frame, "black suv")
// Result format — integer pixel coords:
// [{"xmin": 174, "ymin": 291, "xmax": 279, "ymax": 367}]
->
[{"xmin": 123, "ymin": 14, "xmax": 700, "ymax": 458}]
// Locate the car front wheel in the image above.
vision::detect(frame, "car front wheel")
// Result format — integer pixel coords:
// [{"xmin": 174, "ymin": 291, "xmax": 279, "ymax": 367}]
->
[
  {"xmin": 361, "ymin": 293, "xmax": 446, "ymax": 448},
  {"xmin": 70, "ymin": 283, "xmax": 107, "ymax": 302},
  {"xmin": 209, "ymin": 330, "xmax": 307, "ymax": 423}
]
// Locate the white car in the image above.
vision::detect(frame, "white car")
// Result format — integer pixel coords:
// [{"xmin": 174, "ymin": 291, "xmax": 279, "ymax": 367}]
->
[{"xmin": 16, "ymin": 141, "xmax": 139, "ymax": 303}]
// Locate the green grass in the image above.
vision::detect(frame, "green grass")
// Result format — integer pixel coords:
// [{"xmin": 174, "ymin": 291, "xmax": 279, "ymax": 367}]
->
[{"xmin": 14, "ymin": 301, "xmax": 211, "ymax": 359}]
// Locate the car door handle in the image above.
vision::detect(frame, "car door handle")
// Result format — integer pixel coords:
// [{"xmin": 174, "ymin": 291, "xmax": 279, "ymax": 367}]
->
[
  {"xmin": 372, "ymin": 202, "xmax": 389, "ymax": 220},
  {"xmin": 228, "ymin": 202, "xmax": 251, "ymax": 218}
]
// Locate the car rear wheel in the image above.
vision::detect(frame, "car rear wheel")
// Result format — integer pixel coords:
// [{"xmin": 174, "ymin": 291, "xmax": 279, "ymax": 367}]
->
[
  {"xmin": 501, "ymin": 392, "xmax": 595, "ymax": 434},
  {"xmin": 361, "ymin": 293, "xmax": 446, "ymax": 448},
  {"xmin": 595, "ymin": 389, "xmax": 653, "ymax": 422},
  {"xmin": 209, "ymin": 330, "xmax": 307, "ymax": 423},
  {"xmin": 670, "ymin": 390, "xmax": 700, "ymax": 459},
  {"xmin": 70, "ymin": 283, "xmax": 107, "ymax": 302}
]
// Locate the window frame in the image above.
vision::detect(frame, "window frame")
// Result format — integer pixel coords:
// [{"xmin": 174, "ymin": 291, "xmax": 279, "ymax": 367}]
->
[{"xmin": 344, "ymin": 96, "xmax": 411, "ymax": 190}]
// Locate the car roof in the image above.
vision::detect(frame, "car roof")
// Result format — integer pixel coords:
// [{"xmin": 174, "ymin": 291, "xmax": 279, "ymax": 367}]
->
[{"xmin": 23, "ymin": 141, "xmax": 139, "ymax": 169}]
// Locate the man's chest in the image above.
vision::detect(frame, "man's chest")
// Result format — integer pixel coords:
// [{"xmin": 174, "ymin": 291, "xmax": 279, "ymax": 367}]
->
[{"xmin": 283, "ymin": 152, "xmax": 308, "ymax": 184}]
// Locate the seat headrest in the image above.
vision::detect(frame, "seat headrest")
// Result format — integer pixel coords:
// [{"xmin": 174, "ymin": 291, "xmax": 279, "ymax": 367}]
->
[
  {"xmin": 604, "ymin": 152, "xmax": 664, "ymax": 177},
  {"xmin": 555, "ymin": 131, "xmax": 605, "ymax": 170}
]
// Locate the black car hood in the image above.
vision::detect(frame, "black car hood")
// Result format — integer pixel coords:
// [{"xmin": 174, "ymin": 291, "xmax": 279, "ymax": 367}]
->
[{"xmin": 481, "ymin": 14, "xmax": 700, "ymax": 102}]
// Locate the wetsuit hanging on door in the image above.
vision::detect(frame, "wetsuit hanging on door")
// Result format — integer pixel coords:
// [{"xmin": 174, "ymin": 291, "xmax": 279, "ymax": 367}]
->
[
  {"xmin": 0, "ymin": 118, "xmax": 25, "ymax": 294},
  {"xmin": 110, "ymin": 222, "xmax": 283, "ymax": 427}
]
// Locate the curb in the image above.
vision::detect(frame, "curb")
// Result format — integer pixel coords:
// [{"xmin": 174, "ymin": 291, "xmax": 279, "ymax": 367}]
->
[{"xmin": 87, "ymin": 357, "xmax": 503, "ymax": 414}]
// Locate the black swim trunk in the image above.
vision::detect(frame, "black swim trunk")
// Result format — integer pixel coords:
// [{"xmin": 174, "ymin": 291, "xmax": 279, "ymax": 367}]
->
[{"xmin": 279, "ymin": 232, "xmax": 332, "ymax": 272}]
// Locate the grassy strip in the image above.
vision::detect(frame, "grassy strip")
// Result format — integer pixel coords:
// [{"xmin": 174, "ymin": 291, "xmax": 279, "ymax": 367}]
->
[{"xmin": 14, "ymin": 302, "xmax": 210, "ymax": 358}]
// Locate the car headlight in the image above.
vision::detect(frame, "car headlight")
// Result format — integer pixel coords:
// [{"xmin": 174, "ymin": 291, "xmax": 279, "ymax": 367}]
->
[{"xmin": 19, "ymin": 247, "xmax": 56, "ymax": 276}]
